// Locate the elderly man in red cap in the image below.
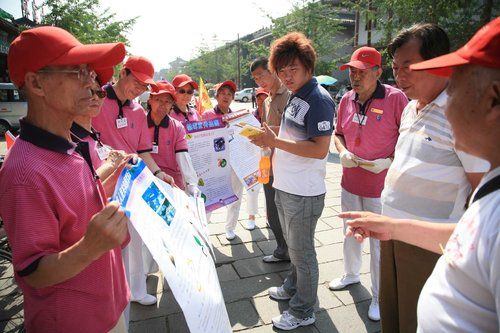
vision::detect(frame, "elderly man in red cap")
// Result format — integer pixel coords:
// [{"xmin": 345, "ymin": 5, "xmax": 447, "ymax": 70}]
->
[
  {"xmin": 0, "ymin": 26, "xmax": 129, "ymax": 332},
  {"xmin": 340, "ymin": 17, "xmax": 499, "ymax": 332},
  {"xmin": 329, "ymin": 46, "xmax": 408, "ymax": 321},
  {"xmin": 92, "ymin": 56, "xmax": 174, "ymax": 307}
]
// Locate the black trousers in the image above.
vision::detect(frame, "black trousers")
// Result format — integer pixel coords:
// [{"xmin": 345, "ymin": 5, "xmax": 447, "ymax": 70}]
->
[{"xmin": 263, "ymin": 176, "xmax": 288, "ymax": 259}]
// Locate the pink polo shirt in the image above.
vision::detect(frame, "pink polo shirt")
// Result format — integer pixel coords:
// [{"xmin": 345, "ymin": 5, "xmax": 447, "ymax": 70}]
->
[
  {"xmin": 0, "ymin": 119, "xmax": 129, "ymax": 333},
  {"xmin": 92, "ymin": 84, "xmax": 152, "ymax": 154},
  {"xmin": 147, "ymin": 113, "xmax": 189, "ymax": 189},
  {"xmin": 202, "ymin": 105, "xmax": 231, "ymax": 120},
  {"xmin": 170, "ymin": 104, "xmax": 200, "ymax": 123},
  {"xmin": 335, "ymin": 82, "xmax": 408, "ymax": 198}
]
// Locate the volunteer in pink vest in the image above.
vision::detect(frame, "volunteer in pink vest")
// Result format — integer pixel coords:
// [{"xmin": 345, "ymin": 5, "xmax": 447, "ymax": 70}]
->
[
  {"xmin": 147, "ymin": 80, "xmax": 200, "ymax": 195},
  {"xmin": 170, "ymin": 74, "xmax": 200, "ymax": 123},
  {"xmin": 0, "ymin": 26, "xmax": 129, "ymax": 332}
]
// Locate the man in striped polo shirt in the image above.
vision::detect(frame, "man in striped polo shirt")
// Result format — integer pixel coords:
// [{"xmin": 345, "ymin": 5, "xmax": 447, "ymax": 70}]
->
[{"xmin": 376, "ymin": 23, "xmax": 490, "ymax": 332}]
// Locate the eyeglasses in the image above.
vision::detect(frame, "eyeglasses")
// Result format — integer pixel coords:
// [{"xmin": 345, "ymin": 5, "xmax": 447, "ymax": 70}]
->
[
  {"xmin": 177, "ymin": 89, "xmax": 194, "ymax": 95},
  {"xmin": 37, "ymin": 67, "xmax": 97, "ymax": 83},
  {"xmin": 91, "ymin": 88, "xmax": 107, "ymax": 98}
]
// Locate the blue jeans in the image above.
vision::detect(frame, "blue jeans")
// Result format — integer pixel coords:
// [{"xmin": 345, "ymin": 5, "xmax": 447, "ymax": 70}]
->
[{"xmin": 275, "ymin": 189, "xmax": 325, "ymax": 319}]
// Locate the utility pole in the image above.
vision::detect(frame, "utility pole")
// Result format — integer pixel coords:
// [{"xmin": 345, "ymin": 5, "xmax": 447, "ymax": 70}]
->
[{"xmin": 237, "ymin": 33, "xmax": 241, "ymax": 90}]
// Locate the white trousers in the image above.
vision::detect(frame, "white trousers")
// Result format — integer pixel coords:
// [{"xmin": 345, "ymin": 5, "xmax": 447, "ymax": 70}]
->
[
  {"xmin": 341, "ymin": 188, "xmax": 381, "ymax": 299},
  {"xmin": 122, "ymin": 224, "xmax": 150, "ymax": 301},
  {"xmin": 246, "ymin": 184, "xmax": 262, "ymax": 216}
]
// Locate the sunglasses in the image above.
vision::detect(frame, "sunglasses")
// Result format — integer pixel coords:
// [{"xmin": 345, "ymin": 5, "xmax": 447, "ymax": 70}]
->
[
  {"xmin": 177, "ymin": 89, "xmax": 194, "ymax": 95},
  {"xmin": 92, "ymin": 88, "xmax": 107, "ymax": 98}
]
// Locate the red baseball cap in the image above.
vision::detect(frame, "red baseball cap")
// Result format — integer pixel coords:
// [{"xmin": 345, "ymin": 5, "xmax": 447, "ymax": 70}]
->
[
  {"xmin": 8, "ymin": 26, "xmax": 125, "ymax": 88},
  {"xmin": 172, "ymin": 74, "xmax": 199, "ymax": 90},
  {"xmin": 340, "ymin": 46, "xmax": 382, "ymax": 71},
  {"xmin": 95, "ymin": 67, "xmax": 114, "ymax": 85},
  {"xmin": 149, "ymin": 80, "xmax": 176, "ymax": 101},
  {"xmin": 215, "ymin": 80, "xmax": 237, "ymax": 93},
  {"xmin": 123, "ymin": 56, "xmax": 156, "ymax": 85},
  {"xmin": 410, "ymin": 17, "xmax": 500, "ymax": 76},
  {"xmin": 256, "ymin": 87, "xmax": 269, "ymax": 96}
]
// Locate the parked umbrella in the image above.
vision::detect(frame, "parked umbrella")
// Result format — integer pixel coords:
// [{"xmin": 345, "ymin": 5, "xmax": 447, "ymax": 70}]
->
[{"xmin": 316, "ymin": 75, "xmax": 338, "ymax": 86}]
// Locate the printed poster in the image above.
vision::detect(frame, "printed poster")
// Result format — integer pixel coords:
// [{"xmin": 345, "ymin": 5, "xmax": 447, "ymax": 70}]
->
[
  {"xmin": 112, "ymin": 159, "xmax": 231, "ymax": 333},
  {"xmin": 224, "ymin": 110, "xmax": 261, "ymax": 189},
  {"xmin": 185, "ymin": 118, "xmax": 237, "ymax": 212}
]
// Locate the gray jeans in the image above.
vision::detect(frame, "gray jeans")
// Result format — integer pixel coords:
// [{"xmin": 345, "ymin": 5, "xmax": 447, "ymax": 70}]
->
[{"xmin": 275, "ymin": 189, "xmax": 325, "ymax": 319}]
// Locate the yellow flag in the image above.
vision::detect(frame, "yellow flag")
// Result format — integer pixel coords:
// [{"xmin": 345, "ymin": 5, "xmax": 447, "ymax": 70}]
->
[{"xmin": 197, "ymin": 77, "xmax": 213, "ymax": 115}]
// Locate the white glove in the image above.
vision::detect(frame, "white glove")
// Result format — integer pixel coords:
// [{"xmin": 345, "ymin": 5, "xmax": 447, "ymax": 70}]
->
[
  {"xmin": 186, "ymin": 184, "xmax": 201, "ymax": 197},
  {"xmin": 356, "ymin": 157, "xmax": 392, "ymax": 174},
  {"xmin": 339, "ymin": 150, "xmax": 359, "ymax": 168}
]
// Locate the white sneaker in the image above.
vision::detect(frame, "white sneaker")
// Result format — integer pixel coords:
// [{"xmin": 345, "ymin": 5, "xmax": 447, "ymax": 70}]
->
[
  {"xmin": 245, "ymin": 219, "xmax": 256, "ymax": 230},
  {"xmin": 131, "ymin": 294, "xmax": 157, "ymax": 306},
  {"xmin": 225, "ymin": 230, "xmax": 236, "ymax": 240},
  {"xmin": 368, "ymin": 298, "xmax": 380, "ymax": 321},
  {"xmin": 272, "ymin": 310, "xmax": 315, "ymax": 330},
  {"xmin": 262, "ymin": 254, "xmax": 289, "ymax": 263},
  {"xmin": 268, "ymin": 285, "xmax": 291, "ymax": 300},
  {"xmin": 328, "ymin": 274, "xmax": 360, "ymax": 290}
]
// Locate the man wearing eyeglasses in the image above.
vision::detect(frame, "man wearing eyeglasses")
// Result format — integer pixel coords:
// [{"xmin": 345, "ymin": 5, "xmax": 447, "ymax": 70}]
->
[
  {"xmin": 0, "ymin": 26, "xmax": 129, "ymax": 332},
  {"xmin": 92, "ymin": 55, "xmax": 173, "ymax": 306}
]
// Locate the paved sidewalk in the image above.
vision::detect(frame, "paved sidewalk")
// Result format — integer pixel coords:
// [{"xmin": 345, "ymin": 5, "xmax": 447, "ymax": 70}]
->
[
  {"xmin": 0, "ymin": 144, "xmax": 381, "ymax": 332},
  {"xmin": 130, "ymin": 150, "xmax": 381, "ymax": 333}
]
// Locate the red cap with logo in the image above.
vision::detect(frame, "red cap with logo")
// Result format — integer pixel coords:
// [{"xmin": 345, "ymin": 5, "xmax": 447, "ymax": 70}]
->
[
  {"xmin": 215, "ymin": 80, "xmax": 237, "ymax": 93},
  {"xmin": 172, "ymin": 74, "xmax": 199, "ymax": 90},
  {"xmin": 7, "ymin": 26, "xmax": 125, "ymax": 88},
  {"xmin": 410, "ymin": 17, "xmax": 500, "ymax": 76},
  {"xmin": 150, "ymin": 80, "xmax": 176, "ymax": 101},
  {"xmin": 340, "ymin": 46, "xmax": 382, "ymax": 71},
  {"xmin": 123, "ymin": 56, "xmax": 156, "ymax": 85},
  {"xmin": 256, "ymin": 87, "xmax": 269, "ymax": 96}
]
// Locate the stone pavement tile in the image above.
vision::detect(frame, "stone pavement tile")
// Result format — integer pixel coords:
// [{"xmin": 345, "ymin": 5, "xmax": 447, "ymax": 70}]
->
[
  {"xmin": 314, "ymin": 301, "xmax": 380, "ymax": 333},
  {"xmin": 214, "ymin": 242, "xmax": 263, "ymax": 264},
  {"xmin": 256, "ymin": 239, "xmax": 278, "ymax": 256},
  {"xmin": 208, "ymin": 222, "xmax": 228, "ymax": 235},
  {"xmin": 233, "ymin": 257, "xmax": 291, "ymax": 278},
  {"xmin": 220, "ymin": 273, "xmax": 283, "ymax": 303},
  {"xmin": 217, "ymin": 264, "xmax": 240, "ymax": 282},
  {"xmin": 217, "ymin": 227, "xmax": 275, "ymax": 246},
  {"xmin": 167, "ymin": 312, "xmax": 189, "ymax": 333},
  {"xmin": 331, "ymin": 273, "xmax": 373, "ymax": 306},
  {"xmin": 324, "ymin": 196, "xmax": 342, "ymax": 206},
  {"xmin": 318, "ymin": 256, "xmax": 370, "ymax": 285},
  {"xmin": 316, "ymin": 243, "xmax": 344, "ymax": 264},
  {"xmin": 321, "ymin": 215, "xmax": 344, "ymax": 229},
  {"xmin": 209, "ymin": 235, "xmax": 221, "ymax": 248},
  {"xmin": 315, "ymin": 220, "xmax": 332, "ymax": 232},
  {"xmin": 252, "ymin": 295, "xmax": 289, "ymax": 325},
  {"xmin": 320, "ymin": 207, "xmax": 338, "ymax": 219},
  {"xmin": 130, "ymin": 291, "xmax": 182, "ymax": 321},
  {"xmin": 129, "ymin": 317, "xmax": 168, "ymax": 333},
  {"xmin": 330, "ymin": 205, "xmax": 342, "ymax": 213},
  {"xmin": 315, "ymin": 228, "xmax": 345, "ymax": 246},
  {"xmin": 316, "ymin": 284, "xmax": 344, "ymax": 310},
  {"xmin": 227, "ymin": 300, "xmax": 262, "ymax": 331},
  {"xmin": 0, "ymin": 287, "xmax": 23, "ymax": 321}
]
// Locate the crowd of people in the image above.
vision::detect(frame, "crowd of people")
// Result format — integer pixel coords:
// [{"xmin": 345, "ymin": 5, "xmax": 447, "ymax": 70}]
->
[{"xmin": 0, "ymin": 15, "xmax": 498, "ymax": 333}]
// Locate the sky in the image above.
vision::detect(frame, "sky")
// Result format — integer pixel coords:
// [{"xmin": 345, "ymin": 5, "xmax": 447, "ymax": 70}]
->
[{"xmin": 1, "ymin": 0, "xmax": 296, "ymax": 71}]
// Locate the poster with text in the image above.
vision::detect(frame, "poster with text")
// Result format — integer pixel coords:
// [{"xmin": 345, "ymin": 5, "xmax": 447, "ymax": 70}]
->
[
  {"xmin": 224, "ymin": 110, "xmax": 261, "ymax": 189},
  {"xmin": 185, "ymin": 118, "xmax": 237, "ymax": 212},
  {"xmin": 112, "ymin": 160, "xmax": 231, "ymax": 333}
]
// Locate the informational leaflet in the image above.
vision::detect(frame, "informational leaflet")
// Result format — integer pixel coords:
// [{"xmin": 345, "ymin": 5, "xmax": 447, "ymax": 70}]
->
[
  {"xmin": 224, "ymin": 110, "xmax": 261, "ymax": 189},
  {"xmin": 185, "ymin": 118, "xmax": 237, "ymax": 212},
  {"xmin": 112, "ymin": 160, "xmax": 231, "ymax": 333}
]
